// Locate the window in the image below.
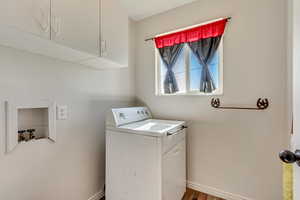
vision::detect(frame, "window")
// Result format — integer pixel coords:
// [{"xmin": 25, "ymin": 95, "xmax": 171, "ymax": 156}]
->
[{"xmin": 155, "ymin": 40, "xmax": 223, "ymax": 96}]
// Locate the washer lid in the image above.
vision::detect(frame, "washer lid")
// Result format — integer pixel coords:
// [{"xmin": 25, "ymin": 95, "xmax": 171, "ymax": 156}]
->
[{"xmin": 108, "ymin": 119, "xmax": 185, "ymax": 137}]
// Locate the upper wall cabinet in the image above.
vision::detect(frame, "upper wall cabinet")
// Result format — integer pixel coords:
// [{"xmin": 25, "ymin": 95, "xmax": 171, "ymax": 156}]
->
[
  {"xmin": 0, "ymin": 0, "xmax": 129, "ymax": 69},
  {"xmin": 0, "ymin": 0, "xmax": 50, "ymax": 39},
  {"xmin": 101, "ymin": 0, "xmax": 129, "ymax": 66},
  {"xmin": 51, "ymin": 0, "xmax": 100, "ymax": 56}
]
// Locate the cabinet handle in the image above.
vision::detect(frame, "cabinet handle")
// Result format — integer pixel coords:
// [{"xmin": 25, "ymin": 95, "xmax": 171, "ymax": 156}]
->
[
  {"xmin": 101, "ymin": 40, "xmax": 107, "ymax": 56},
  {"xmin": 167, "ymin": 125, "xmax": 187, "ymax": 136},
  {"xmin": 34, "ymin": 8, "xmax": 50, "ymax": 33},
  {"xmin": 52, "ymin": 16, "xmax": 62, "ymax": 37}
]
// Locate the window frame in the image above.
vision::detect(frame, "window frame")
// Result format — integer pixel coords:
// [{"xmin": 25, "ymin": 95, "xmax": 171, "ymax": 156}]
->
[{"xmin": 155, "ymin": 39, "xmax": 224, "ymax": 96}]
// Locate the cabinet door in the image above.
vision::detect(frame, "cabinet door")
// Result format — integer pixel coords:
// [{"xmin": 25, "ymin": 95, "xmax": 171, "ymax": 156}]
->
[
  {"xmin": 101, "ymin": 0, "xmax": 129, "ymax": 66},
  {"xmin": 0, "ymin": 0, "xmax": 50, "ymax": 39},
  {"xmin": 51, "ymin": 0, "xmax": 100, "ymax": 56},
  {"xmin": 163, "ymin": 139, "xmax": 186, "ymax": 200}
]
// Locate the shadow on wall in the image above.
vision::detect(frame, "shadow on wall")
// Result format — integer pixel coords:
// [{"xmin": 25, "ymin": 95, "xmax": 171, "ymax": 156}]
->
[
  {"xmin": 87, "ymin": 96, "xmax": 136, "ymax": 193},
  {"xmin": 0, "ymin": 96, "xmax": 135, "ymax": 200}
]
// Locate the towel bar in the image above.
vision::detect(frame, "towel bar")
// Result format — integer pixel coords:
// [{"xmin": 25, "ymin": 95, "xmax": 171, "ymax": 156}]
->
[{"xmin": 211, "ymin": 98, "xmax": 269, "ymax": 110}]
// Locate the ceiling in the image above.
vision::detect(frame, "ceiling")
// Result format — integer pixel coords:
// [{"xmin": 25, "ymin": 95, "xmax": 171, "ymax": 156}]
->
[{"xmin": 119, "ymin": 0, "xmax": 198, "ymax": 21}]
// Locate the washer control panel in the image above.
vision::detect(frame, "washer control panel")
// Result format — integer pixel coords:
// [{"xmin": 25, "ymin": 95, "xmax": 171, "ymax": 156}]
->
[{"xmin": 111, "ymin": 107, "xmax": 151, "ymax": 127}]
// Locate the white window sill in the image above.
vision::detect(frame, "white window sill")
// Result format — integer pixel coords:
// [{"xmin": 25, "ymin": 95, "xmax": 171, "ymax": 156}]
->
[{"xmin": 155, "ymin": 91, "xmax": 223, "ymax": 97}]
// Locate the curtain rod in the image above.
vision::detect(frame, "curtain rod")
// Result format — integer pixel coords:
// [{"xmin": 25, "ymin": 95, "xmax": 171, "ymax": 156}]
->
[{"xmin": 144, "ymin": 17, "xmax": 232, "ymax": 42}]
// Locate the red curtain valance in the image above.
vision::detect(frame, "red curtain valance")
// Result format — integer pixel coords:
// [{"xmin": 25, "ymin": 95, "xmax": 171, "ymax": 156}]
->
[{"xmin": 155, "ymin": 19, "xmax": 228, "ymax": 49}]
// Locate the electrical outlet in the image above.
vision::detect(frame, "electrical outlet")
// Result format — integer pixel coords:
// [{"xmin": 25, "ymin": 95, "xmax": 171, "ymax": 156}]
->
[{"xmin": 57, "ymin": 105, "xmax": 68, "ymax": 120}]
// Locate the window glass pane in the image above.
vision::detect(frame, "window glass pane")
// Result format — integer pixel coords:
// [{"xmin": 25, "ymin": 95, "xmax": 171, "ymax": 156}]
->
[
  {"xmin": 210, "ymin": 51, "xmax": 219, "ymax": 88},
  {"xmin": 189, "ymin": 49, "xmax": 219, "ymax": 91},
  {"xmin": 160, "ymin": 48, "xmax": 185, "ymax": 93},
  {"xmin": 189, "ymin": 51, "xmax": 202, "ymax": 91}
]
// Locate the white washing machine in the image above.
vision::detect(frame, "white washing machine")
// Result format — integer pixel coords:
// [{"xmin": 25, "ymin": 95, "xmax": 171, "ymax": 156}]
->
[{"xmin": 106, "ymin": 107, "xmax": 187, "ymax": 200}]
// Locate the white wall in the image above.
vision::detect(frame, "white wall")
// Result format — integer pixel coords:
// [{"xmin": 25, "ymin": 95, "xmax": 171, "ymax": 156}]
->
[
  {"xmin": 0, "ymin": 21, "xmax": 136, "ymax": 200},
  {"xmin": 135, "ymin": 0, "xmax": 288, "ymax": 199}
]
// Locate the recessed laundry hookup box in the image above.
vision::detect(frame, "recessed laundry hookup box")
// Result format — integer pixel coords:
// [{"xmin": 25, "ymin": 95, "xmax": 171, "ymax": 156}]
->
[{"xmin": 5, "ymin": 100, "xmax": 56, "ymax": 153}]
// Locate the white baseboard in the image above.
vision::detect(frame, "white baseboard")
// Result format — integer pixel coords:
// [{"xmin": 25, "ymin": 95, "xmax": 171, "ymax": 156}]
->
[
  {"xmin": 187, "ymin": 181, "xmax": 253, "ymax": 200},
  {"xmin": 88, "ymin": 182, "xmax": 252, "ymax": 200},
  {"xmin": 88, "ymin": 190, "xmax": 104, "ymax": 200}
]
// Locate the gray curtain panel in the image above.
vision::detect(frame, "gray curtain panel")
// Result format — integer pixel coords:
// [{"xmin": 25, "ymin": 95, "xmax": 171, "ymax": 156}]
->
[
  {"xmin": 188, "ymin": 36, "xmax": 222, "ymax": 93},
  {"xmin": 158, "ymin": 44, "xmax": 184, "ymax": 94}
]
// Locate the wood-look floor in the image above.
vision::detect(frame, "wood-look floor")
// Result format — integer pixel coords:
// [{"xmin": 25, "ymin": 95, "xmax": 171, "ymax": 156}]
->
[
  {"xmin": 183, "ymin": 188, "xmax": 225, "ymax": 200},
  {"xmin": 100, "ymin": 188, "xmax": 224, "ymax": 200}
]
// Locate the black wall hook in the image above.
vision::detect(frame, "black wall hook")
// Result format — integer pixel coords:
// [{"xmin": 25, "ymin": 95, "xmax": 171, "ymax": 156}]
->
[{"xmin": 211, "ymin": 98, "xmax": 269, "ymax": 110}]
